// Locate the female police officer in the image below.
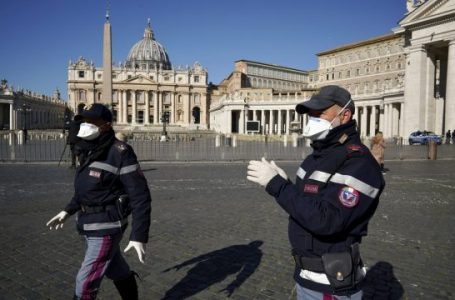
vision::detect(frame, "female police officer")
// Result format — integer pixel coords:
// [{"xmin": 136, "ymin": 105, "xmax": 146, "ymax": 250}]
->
[
  {"xmin": 46, "ymin": 104, "xmax": 152, "ymax": 300},
  {"xmin": 247, "ymin": 85, "xmax": 385, "ymax": 299}
]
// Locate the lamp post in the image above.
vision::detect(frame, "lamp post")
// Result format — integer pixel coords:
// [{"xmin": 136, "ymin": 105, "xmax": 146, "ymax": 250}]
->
[
  {"xmin": 16, "ymin": 103, "xmax": 31, "ymax": 144},
  {"xmin": 160, "ymin": 111, "xmax": 170, "ymax": 140}
]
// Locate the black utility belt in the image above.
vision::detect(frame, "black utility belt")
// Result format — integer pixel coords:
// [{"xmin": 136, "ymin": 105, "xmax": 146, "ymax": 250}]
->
[
  {"xmin": 293, "ymin": 243, "xmax": 363, "ymax": 292},
  {"xmin": 81, "ymin": 204, "xmax": 116, "ymax": 214}
]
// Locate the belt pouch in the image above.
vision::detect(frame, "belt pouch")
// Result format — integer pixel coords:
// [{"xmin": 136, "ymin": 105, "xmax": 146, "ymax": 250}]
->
[{"xmin": 321, "ymin": 251, "xmax": 354, "ymax": 291}]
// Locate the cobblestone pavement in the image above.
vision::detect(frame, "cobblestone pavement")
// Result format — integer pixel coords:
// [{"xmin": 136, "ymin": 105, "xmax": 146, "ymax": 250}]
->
[{"xmin": 0, "ymin": 160, "xmax": 454, "ymax": 300}]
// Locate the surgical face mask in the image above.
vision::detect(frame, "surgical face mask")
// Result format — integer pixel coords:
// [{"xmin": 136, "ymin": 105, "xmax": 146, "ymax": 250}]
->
[
  {"xmin": 302, "ymin": 99, "xmax": 352, "ymax": 141},
  {"xmin": 77, "ymin": 122, "xmax": 100, "ymax": 140}
]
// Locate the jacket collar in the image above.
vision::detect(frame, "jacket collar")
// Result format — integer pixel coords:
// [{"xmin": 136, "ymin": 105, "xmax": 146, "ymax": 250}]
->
[{"xmin": 311, "ymin": 120, "xmax": 360, "ymax": 155}]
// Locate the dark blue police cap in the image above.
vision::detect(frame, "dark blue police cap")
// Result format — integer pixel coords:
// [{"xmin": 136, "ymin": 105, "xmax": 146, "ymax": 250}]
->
[
  {"xmin": 296, "ymin": 85, "xmax": 355, "ymax": 114},
  {"xmin": 77, "ymin": 103, "xmax": 113, "ymax": 122}
]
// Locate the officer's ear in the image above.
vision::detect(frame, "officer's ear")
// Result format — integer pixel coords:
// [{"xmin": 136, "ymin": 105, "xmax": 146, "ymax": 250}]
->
[{"xmin": 341, "ymin": 109, "xmax": 352, "ymax": 125}]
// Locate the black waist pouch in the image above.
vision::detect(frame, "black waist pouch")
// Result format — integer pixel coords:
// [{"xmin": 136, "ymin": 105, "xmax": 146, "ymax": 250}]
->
[
  {"xmin": 116, "ymin": 194, "xmax": 131, "ymax": 218},
  {"xmin": 321, "ymin": 243, "xmax": 361, "ymax": 292}
]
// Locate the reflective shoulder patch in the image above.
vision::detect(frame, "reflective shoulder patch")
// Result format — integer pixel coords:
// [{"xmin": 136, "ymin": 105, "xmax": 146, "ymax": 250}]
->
[
  {"xmin": 338, "ymin": 186, "xmax": 360, "ymax": 208},
  {"xmin": 296, "ymin": 167, "xmax": 306, "ymax": 179}
]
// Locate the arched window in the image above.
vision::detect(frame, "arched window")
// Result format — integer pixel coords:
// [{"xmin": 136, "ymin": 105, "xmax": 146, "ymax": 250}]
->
[{"xmin": 192, "ymin": 107, "xmax": 201, "ymax": 124}]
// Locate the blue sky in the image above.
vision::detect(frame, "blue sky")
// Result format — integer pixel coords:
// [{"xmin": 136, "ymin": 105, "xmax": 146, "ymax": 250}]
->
[{"xmin": 0, "ymin": 0, "xmax": 406, "ymax": 99}]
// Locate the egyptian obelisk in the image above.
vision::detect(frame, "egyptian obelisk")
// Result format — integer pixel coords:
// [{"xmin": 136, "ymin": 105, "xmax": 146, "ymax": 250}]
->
[{"xmin": 102, "ymin": 7, "xmax": 112, "ymax": 104}]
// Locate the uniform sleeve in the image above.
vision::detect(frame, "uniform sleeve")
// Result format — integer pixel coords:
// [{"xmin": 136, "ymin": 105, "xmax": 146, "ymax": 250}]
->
[
  {"xmin": 119, "ymin": 148, "xmax": 152, "ymax": 243},
  {"xmin": 265, "ymin": 157, "xmax": 384, "ymax": 236},
  {"xmin": 64, "ymin": 194, "xmax": 80, "ymax": 215}
]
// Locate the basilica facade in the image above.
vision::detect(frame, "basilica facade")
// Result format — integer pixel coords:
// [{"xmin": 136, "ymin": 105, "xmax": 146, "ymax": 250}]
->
[{"xmin": 67, "ymin": 20, "xmax": 209, "ymax": 130}]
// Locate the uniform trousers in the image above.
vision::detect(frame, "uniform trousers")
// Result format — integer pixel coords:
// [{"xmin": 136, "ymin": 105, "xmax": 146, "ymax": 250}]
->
[
  {"xmin": 296, "ymin": 284, "xmax": 362, "ymax": 300},
  {"xmin": 75, "ymin": 233, "xmax": 130, "ymax": 299}
]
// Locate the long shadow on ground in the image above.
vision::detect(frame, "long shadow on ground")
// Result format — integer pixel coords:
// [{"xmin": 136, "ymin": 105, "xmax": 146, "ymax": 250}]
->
[{"xmin": 161, "ymin": 240, "xmax": 263, "ymax": 299}]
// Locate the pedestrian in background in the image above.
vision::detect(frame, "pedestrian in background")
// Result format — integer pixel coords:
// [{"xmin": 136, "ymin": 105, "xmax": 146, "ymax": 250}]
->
[
  {"xmin": 247, "ymin": 85, "xmax": 385, "ymax": 299},
  {"xmin": 67, "ymin": 115, "xmax": 83, "ymax": 168},
  {"xmin": 445, "ymin": 130, "xmax": 451, "ymax": 144},
  {"xmin": 452, "ymin": 130, "xmax": 455, "ymax": 145},
  {"xmin": 371, "ymin": 131, "xmax": 386, "ymax": 174},
  {"xmin": 46, "ymin": 104, "xmax": 152, "ymax": 300}
]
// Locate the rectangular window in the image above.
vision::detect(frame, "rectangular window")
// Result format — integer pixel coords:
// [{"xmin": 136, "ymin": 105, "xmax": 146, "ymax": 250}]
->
[
  {"xmin": 194, "ymin": 76, "xmax": 200, "ymax": 83},
  {"xmin": 137, "ymin": 111, "xmax": 144, "ymax": 124},
  {"xmin": 78, "ymin": 71, "xmax": 85, "ymax": 78}
]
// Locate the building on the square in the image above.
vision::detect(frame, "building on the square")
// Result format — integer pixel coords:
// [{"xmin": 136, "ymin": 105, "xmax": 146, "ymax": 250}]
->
[
  {"xmin": 0, "ymin": 79, "xmax": 66, "ymax": 130},
  {"xmin": 209, "ymin": 60, "xmax": 316, "ymax": 135},
  {"xmin": 210, "ymin": 0, "xmax": 455, "ymax": 140},
  {"xmin": 68, "ymin": 17, "xmax": 209, "ymax": 131},
  {"xmin": 316, "ymin": 33, "xmax": 406, "ymax": 138},
  {"xmin": 314, "ymin": 0, "xmax": 455, "ymax": 139}
]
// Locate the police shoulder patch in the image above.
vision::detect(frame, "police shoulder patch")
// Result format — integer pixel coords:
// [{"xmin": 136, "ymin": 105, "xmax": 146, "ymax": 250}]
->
[{"xmin": 338, "ymin": 186, "xmax": 360, "ymax": 208}]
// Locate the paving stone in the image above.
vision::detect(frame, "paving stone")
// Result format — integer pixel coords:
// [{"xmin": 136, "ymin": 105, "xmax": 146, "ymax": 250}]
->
[{"xmin": 0, "ymin": 160, "xmax": 453, "ymax": 299}]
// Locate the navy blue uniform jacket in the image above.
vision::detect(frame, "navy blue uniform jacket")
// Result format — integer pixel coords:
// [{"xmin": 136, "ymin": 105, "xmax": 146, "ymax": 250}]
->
[
  {"xmin": 64, "ymin": 138, "xmax": 152, "ymax": 243},
  {"xmin": 265, "ymin": 120, "xmax": 385, "ymax": 293}
]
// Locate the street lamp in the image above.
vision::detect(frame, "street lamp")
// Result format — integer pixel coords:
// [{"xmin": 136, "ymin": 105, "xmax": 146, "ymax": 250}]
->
[
  {"xmin": 16, "ymin": 103, "xmax": 31, "ymax": 144},
  {"xmin": 160, "ymin": 111, "xmax": 170, "ymax": 140}
]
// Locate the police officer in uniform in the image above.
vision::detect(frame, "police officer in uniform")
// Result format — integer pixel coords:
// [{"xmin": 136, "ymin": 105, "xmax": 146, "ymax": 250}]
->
[
  {"xmin": 247, "ymin": 85, "xmax": 385, "ymax": 299},
  {"xmin": 46, "ymin": 104, "xmax": 152, "ymax": 300}
]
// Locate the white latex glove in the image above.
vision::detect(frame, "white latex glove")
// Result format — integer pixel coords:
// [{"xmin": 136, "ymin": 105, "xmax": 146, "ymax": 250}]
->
[
  {"xmin": 124, "ymin": 241, "xmax": 146, "ymax": 264},
  {"xmin": 271, "ymin": 160, "xmax": 288, "ymax": 181},
  {"xmin": 247, "ymin": 157, "xmax": 278, "ymax": 187},
  {"xmin": 46, "ymin": 211, "xmax": 69, "ymax": 230}
]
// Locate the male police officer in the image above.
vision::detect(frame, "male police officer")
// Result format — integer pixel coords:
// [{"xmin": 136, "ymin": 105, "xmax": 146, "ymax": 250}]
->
[
  {"xmin": 46, "ymin": 104, "xmax": 152, "ymax": 300},
  {"xmin": 247, "ymin": 85, "xmax": 384, "ymax": 299}
]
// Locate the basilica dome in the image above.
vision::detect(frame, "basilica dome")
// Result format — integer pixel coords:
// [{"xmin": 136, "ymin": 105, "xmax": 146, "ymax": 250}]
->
[{"xmin": 125, "ymin": 21, "xmax": 172, "ymax": 70}]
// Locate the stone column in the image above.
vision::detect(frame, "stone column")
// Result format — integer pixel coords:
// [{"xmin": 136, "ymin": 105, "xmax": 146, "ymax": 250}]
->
[
  {"xmin": 9, "ymin": 103, "xmax": 13, "ymax": 130},
  {"xmin": 379, "ymin": 105, "xmax": 385, "ymax": 133},
  {"xmin": 145, "ymin": 91, "xmax": 150, "ymax": 124},
  {"xmin": 369, "ymin": 105, "xmax": 377, "ymax": 137},
  {"xmin": 153, "ymin": 91, "xmax": 158, "ymax": 124},
  {"xmin": 392, "ymin": 103, "xmax": 400, "ymax": 137},
  {"xmin": 132, "ymin": 91, "xmax": 137, "ymax": 124},
  {"xmin": 122, "ymin": 90, "xmax": 128, "ymax": 124},
  {"xmin": 158, "ymin": 92, "xmax": 162, "ymax": 124},
  {"xmin": 226, "ymin": 109, "xmax": 232, "ymax": 134},
  {"xmin": 261, "ymin": 110, "xmax": 265, "ymax": 134},
  {"xmin": 240, "ymin": 109, "xmax": 245, "ymax": 134},
  {"xmin": 360, "ymin": 106, "xmax": 368, "ymax": 137},
  {"xmin": 445, "ymin": 40, "xmax": 455, "ymax": 131},
  {"xmin": 269, "ymin": 110, "xmax": 274, "ymax": 134},
  {"xmin": 286, "ymin": 109, "xmax": 291, "ymax": 134},
  {"xmin": 170, "ymin": 92, "xmax": 175, "ymax": 124},
  {"xmin": 278, "ymin": 109, "xmax": 282, "ymax": 134},
  {"xmin": 117, "ymin": 90, "xmax": 122, "ymax": 123},
  {"xmin": 403, "ymin": 44, "xmax": 428, "ymax": 137},
  {"xmin": 399, "ymin": 102, "xmax": 405, "ymax": 138},
  {"xmin": 253, "ymin": 110, "xmax": 257, "ymax": 121},
  {"xmin": 384, "ymin": 104, "xmax": 390, "ymax": 137},
  {"xmin": 184, "ymin": 93, "xmax": 190, "ymax": 125}
]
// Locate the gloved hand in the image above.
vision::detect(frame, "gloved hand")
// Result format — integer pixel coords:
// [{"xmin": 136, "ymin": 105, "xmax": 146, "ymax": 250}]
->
[
  {"xmin": 247, "ymin": 157, "xmax": 279, "ymax": 187},
  {"xmin": 271, "ymin": 160, "xmax": 288, "ymax": 181},
  {"xmin": 124, "ymin": 241, "xmax": 146, "ymax": 264},
  {"xmin": 46, "ymin": 211, "xmax": 69, "ymax": 230}
]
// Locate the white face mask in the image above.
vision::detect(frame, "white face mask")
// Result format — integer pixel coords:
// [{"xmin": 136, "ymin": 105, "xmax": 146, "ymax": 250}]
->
[
  {"xmin": 302, "ymin": 99, "xmax": 352, "ymax": 141},
  {"xmin": 77, "ymin": 122, "xmax": 100, "ymax": 140}
]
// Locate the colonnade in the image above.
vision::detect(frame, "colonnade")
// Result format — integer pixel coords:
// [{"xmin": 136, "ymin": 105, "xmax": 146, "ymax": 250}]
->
[
  {"xmin": 113, "ymin": 90, "xmax": 202, "ymax": 126},
  {"xmin": 354, "ymin": 101, "xmax": 403, "ymax": 138}
]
